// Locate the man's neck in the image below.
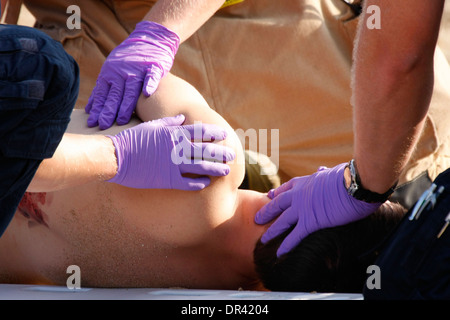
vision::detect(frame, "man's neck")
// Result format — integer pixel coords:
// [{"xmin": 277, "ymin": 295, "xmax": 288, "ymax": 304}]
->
[{"xmin": 222, "ymin": 189, "xmax": 270, "ymax": 289}]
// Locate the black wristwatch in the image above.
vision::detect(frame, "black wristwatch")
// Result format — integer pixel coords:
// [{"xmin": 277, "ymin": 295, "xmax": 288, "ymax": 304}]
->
[{"xmin": 344, "ymin": 159, "xmax": 397, "ymax": 203}]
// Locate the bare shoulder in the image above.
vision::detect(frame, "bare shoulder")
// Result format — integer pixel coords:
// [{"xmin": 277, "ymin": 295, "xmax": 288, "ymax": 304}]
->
[{"xmin": 137, "ymin": 73, "xmax": 246, "ymax": 190}]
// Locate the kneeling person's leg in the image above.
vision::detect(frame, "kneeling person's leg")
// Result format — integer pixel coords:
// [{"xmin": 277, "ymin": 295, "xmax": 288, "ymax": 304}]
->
[{"xmin": 0, "ymin": 25, "xmax": 79, "ymax": 236}]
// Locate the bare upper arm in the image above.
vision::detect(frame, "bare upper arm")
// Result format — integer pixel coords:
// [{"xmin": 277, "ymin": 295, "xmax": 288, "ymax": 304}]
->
[
  {"xmin": 66, "ymin": 73, "xmax": 245, "ymax": 190},
  {"xmin": 136, "ymin": 73, "xmax": 245, "ymax": 190},
  {"xmin": 357, "ymin": 0, "xmax": 444, "ymax": 69}
]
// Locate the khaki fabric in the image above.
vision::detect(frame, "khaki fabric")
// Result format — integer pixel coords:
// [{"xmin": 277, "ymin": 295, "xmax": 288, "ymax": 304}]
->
[
  {"xmin": 22, "ymin": 0, "xmax": 155, "ymax": 107},
  {"xmin": 23, "ymin": 0, "xmax": 450, "ymax": 185},
  {"xmin": 244, "ymin": 150, "xmax": 281, "ymax": 193}
]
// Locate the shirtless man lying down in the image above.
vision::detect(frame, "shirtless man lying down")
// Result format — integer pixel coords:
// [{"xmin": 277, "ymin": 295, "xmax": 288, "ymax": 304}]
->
[{"xmin": 0, "ymin": 74, "xmax": 405, "ymax": 292}]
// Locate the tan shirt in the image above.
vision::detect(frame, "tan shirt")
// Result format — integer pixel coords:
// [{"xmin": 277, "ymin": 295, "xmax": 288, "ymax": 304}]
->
[{"xmin": 23, "ymin": 0, "xmax": 450, "ymax": 182}]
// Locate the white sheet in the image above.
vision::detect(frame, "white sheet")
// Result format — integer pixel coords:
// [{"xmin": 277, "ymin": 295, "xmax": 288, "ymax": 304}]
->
[{"xmin": 0, "ymin": 284, "xmax": 362, "ymax": 300}]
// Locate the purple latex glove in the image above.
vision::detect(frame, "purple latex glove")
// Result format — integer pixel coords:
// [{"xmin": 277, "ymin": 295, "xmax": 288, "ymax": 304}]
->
[
  {"xmin": 107, "ymin": 114, "xmax": 235, "ymax": 190},
  {"xmin": 85, "ymin": 21, "xmax": 180, "ymax": 129},
  {"xmin": 254, "ymin": 163, "xmax": 381, "ymax": 257}
]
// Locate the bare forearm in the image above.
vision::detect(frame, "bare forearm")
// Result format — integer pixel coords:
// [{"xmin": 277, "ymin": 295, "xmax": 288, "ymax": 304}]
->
[
  {"xmin": 0, "ymin": 0, "xmax": 6, "ymax": 17},
  {"xmin": 352, "ymin": 0, "xmax": 444, "ymax": 193},
  {"xmin": 1, "ymin": 0, "xmax": 22, "ymax": 23},
  {"xmin": 27, "ymin": 134, "xmax": 117, "ymax": 192},
  {"xmin": 143, "ymin": 0, "xmax": 225, "ymax": 41}
]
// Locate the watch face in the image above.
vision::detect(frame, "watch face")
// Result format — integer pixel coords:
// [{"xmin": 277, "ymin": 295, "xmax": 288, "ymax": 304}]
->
[
  {"xmin": 348, "ymin": 181, "xmax": 359, "ymax": 196},
  {"xmin": 346, "ymin": 160, "xmax": 359, "ymax": 196}
]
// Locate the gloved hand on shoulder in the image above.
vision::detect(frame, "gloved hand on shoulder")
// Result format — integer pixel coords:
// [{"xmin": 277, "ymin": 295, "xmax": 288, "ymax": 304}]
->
[
  {"xmin": 86, "ymin": 21, "xmax": 180, "ymax": 129},
  {"xmin": 107, "ymin": 114, "xmax": 235, "ymax": 191}
]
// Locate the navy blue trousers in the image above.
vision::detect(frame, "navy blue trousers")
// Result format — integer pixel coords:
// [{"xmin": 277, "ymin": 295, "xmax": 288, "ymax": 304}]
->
[
  {"xmin": 0, "ymin": 24, "xmax": 79, "ymax": 236},
  {"xmin": 364, "ymin": 168, "xmax": 450, "ymax": 299}
]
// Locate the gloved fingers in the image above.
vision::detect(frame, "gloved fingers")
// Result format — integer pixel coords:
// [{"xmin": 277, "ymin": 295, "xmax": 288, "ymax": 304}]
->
[
  {"xmin": 276, "ymin": 223, "xmax": 307, "ymax": 257},
  {"xmin": 85, "ymin": 91, "xmax": 95, "ymax": 114},
  {"xmin": 86, "ymin": 80, "xmax": 110, "ymax": 127},
  {"xmin": 171, "ymin": 141, "xmax": 235, "ymax": 170},
  {"xmin": 98, "ymin": 82, "xmax": 125, "ymax": 130},
  {"xmin": 149, "ymin": 114, "xmax": 186, "ymax": 127},
  {"xmin": 179, "ymin": 161, "xmax": 231, "ymax": 177},
  {"xmin": 272, "ymin": 176, "xmax": 312, "ymax": 200},
  {"xmin": 142, "ymin": 64, "xmax": 164, "ymax": 97},
  {"xmin": 178, "ymin": 176, "xmax": 211, "ymax": 191},
  {"xmin": 254, "ymin": 190, "xmax": 293, "ymax": 225},
  {"xmin": 270, "ymin": 177, "xmax": 300, "ymax": 198},
  {"xmin": 194, "ymin": 143, "xmax": 236, "ymax": 163},
  {"xmin": 260, "ymin": 206, "xmax": 297, "ymax": 244},
  {"xmin": 180, "ymin": 123, "xmax": 228, "ymax": 142},
  {"xmin": 116, "ymin": 76, "xmax": 142, "ymax": 125}
]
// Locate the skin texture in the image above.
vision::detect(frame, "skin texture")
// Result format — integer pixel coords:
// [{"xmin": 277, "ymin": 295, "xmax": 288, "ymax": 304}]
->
[
  {"xmin": 27, "ymin": 0, "xmax": 228, "ymax": 193},
  {"xmin": 0, "ymin": 74, "xmax": 270, "ymax": 290},
  {"xmin": 143, "ymin": 0, "xmax": 225, "ymax": 42},
  {"xmin": 27, "ymin": 132, "xmax": 118, "ymax": 193},
  {"xmin": 352, "ymin": 0, "xmax": 445, "ymax": 193}
]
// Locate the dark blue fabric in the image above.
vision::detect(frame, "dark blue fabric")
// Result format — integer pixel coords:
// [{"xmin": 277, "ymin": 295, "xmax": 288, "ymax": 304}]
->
[
  {"xmin": 0, "ymin": 25, "xmax": 79, "ymax": 237},
  {"xmin": 364, "ymin": 168, "xmax": 450, "ymax": 300}
]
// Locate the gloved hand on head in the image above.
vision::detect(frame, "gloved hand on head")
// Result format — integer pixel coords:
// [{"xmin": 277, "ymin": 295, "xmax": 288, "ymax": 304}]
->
[{"xmin": 255, "ymin": 163, "xmax": 382, "ymax": 257}]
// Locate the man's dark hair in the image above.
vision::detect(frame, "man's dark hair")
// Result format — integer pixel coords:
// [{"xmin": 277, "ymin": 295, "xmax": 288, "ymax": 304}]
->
[
  {"xmin": 253, "ymin": 201, "xmax": 406, "ymax": 293},
  {"xmin": 341, "ymin": 0, "xmax": 363, "ymax": 18}
]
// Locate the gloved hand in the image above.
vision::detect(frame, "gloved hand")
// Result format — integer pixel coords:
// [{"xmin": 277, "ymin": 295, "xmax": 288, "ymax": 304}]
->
[
  {"xmin": 85, "ymin": 21, "xmax": 180, "ymax": 129},
  {"xmin": 254, "ymin": 163, "xmax": 381, "ymax": 257},
  {"xmin": 107, "ymin": 114, "xmax": 235, "ymax": 190}
]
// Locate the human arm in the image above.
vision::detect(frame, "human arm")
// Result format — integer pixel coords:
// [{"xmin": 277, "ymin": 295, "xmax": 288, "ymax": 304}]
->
[
  {"xmin": 0, "ymin": 0, "xmax": 6, "ymax": 17},
  {"xmin": 28, "ymin": 118, "xmax": 233, "ymax": 193},
  {"xmin": 0, "ymin": 0, "xmax": 22, "ymax": 24},
  {"xmin": 26, "ymin": 134, "xmax": 118, "ymax": 192},
  {"xmin": 255, "ymin": 0, "xmax": 445, "ymax": 256},
  {"xmin": 352, "ymin": 0, "xmax": 445, "ymax": 194},
  {"xmin": 135, "ymin": 72, "xmax": 245, "ymax": 190},
  {"xmin": 85, "ymin": 0, "xmax": 226, "ymax": 129},
  {"xmin": 29, "ymin": 76, "xmax": 236, "ymax": 193},
  {"xmin": 0, "ymin": 75, "xmax": 245, "ymax": 288},
  {"xmin": 143, "ymin": 0, "xmax": 226, "ymax": 43}
]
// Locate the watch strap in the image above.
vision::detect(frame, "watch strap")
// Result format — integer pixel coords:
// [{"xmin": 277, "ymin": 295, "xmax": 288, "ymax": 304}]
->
[{"xmin": 346, "ymin": 159, "xmax": 397, "ymax": 203}]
